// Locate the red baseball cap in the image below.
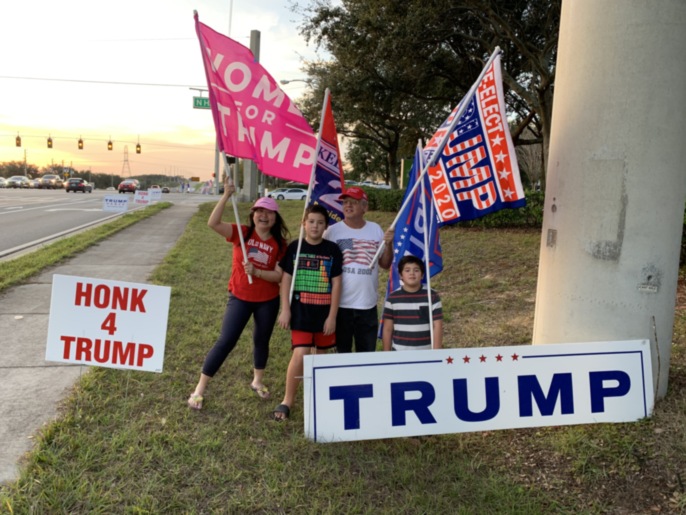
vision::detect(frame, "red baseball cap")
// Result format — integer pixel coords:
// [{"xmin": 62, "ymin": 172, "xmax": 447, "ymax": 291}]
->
[{"xmin": 338, "ymin": 186, "xmax": 367, "ymax": 201}]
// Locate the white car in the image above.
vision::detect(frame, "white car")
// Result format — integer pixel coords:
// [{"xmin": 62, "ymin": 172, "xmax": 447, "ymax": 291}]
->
[{"xmin": 268, "ymin": 187, "xmax": 307, "ymax": 200}]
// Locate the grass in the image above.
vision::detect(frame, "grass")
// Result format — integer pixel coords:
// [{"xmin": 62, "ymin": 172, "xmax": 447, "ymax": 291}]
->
[{"xmin": 1, "ymin": 200, "xmax": 686, "ymax": 513}]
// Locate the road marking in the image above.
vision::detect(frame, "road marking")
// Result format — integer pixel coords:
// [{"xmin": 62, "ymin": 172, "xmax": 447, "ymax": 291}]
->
[
  {"xmin": 0, "ymin": 199, "xmax": 96, "ymax": 215},
  {"xmin": 46, "ymin": 208, "xmax": 103, "ymax": 212}
]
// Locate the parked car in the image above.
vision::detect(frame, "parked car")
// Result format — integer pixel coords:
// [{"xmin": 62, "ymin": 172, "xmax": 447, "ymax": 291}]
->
[
  {"xmin": 40, "ymin": 174, "xmax": 64, "ymax": 189},
  {"xmin": 30, "ymin": 179, "xmax": 40, "ymax": 188},
  {"xmin": 118, "ymin": 179, "xmax": 140, "ymax": 193},
  {"xmin": 161, "ymin": 187, "xmax": 170, "ymax": 193},
  {"xmin": 65, "ymin": 178, "xmax": 93, "ymax": 193},
  {"xmin": 267, "ymin": 187, "xmax": 307, "ymax": 200},
  {"xmin": 0, "ymin": 177, "xmax": 6, "ymax": 188},
  {"xmin": 6, "ymin": 176, "xmax": 31, "ymax": 188}
]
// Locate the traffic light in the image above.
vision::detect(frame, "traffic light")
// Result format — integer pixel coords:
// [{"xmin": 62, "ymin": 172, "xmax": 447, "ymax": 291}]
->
[
  {"xmin": 47, "ymin": 137, "xmax": 53, "ymax": 149},
  {"xmin": 107, "ymin": 139, "xmax": 113, "ymax": 151},
  {"xmin": 136, "ymin": 143, "xmax": 141, "ymax": 154},
  {"xmin": 78, "ymin": 137, "xmax": 84, "ymax": 150},
  {"xmin": 15, "ymin": 135, "xmax": 21, "ymax": 147}
]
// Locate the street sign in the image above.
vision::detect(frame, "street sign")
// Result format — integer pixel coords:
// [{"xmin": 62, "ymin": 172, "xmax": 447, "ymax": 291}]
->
[{"xmin": 193, "ymin": 96, "xmax": 210, "ymax": 109}]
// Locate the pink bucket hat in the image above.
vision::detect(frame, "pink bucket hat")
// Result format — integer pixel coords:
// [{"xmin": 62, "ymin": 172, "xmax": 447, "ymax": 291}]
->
[{"xmin": 251, "ymin": 196, "xmax": 279, "ymax": 212}]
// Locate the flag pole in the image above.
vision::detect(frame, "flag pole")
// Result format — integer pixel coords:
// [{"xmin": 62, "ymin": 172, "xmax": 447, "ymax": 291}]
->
[
  {"xmin": 288, "ymin": 88, "xmax": 332, "ymax": 303},
  {"xmin": 222, "ymin": 152, "xmax": 253, "ymax": 285},
  {"xmin": 369, "ymin": 47, "xmax": 502, "ymax": 268},
  {"xmin": 420, "ymin": 161, "xmax": 435, "ymax": 349}
]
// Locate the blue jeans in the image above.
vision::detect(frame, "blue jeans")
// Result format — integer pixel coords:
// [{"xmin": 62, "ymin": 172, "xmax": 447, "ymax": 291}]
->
[
  {"xmin": 335, "ymin": 306, "xmax": 379, "ymax": 353},
  {"xmin": 202, "ymin": 294, "xmax": 280, "ymax": 377}
]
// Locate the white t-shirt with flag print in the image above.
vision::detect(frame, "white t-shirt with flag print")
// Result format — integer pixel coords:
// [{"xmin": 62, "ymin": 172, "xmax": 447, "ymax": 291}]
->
[{"xmin": 324, "ymin": 220, "xmax": 384, "ymax": 310}]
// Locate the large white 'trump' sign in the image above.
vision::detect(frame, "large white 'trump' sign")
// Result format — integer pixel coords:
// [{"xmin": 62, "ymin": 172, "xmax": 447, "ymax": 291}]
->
[{"xmin": 304, "ymin": 340, "xmax": 653, "ymax": 442}]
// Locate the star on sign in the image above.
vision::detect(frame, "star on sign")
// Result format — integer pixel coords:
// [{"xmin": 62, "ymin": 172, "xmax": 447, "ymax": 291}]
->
[
  {"xmin": 490, "ymin": 134, "xmax": 504, "ymax": 147},
  {"xmin": 495, "ymin": 151, "xmax": 507, "ymax": 163},
  {"xmin": 503, "ymin": 187, "xmax": 514, "ymax": 199},
  {"xmin": 498, "ymin": 169, "xmax": 511, "ymax": 181}
]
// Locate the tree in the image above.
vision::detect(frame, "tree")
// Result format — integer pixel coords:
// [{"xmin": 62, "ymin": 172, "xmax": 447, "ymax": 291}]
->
[
  {"xmin": 0, "ymin": 161, "xmax": 39, "ymax": 178},
  {"xmin": 345, "ymin": 138, "xmax": 389, "ymax": 183},
  {"xmin": 297, "ymin": 1, "xmax": 457, "ymax": 188},
  {"xmin": 296, "ymin": 0, "xmax": 560, "ymax": 187}
]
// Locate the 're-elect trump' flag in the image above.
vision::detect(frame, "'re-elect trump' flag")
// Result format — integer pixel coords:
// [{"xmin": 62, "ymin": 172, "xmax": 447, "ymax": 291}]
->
[
  {"xmin": 423, "ymin": 52, "xmax": 526, "ymax": 225},
  {"xmin": 308, "ymin": 89, "xmax": 345, "ymax": 226},
  {"xmin": 194, "ymin": 12, "xmax": 317, "ymax": 183}
]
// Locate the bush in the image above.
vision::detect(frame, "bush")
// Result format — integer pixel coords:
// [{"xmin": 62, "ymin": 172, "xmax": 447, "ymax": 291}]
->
[{"xmin": 364, "ymin": 187, "xmax": 404, "ymax": 212}]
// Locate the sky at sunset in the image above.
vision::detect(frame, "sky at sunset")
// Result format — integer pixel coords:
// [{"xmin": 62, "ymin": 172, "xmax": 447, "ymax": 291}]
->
[{"xmin": 0, "ymin": 0, "xmax": 320, "ymax": 180}]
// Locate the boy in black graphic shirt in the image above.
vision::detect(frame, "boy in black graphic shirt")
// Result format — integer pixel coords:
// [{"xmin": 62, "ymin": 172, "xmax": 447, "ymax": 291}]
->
[{"xmin": 273, "ymin": 205, "xmax": 343, "ymax": 420}]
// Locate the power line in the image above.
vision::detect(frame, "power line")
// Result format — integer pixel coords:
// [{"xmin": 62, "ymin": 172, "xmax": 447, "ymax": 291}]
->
[{"xmin": 0, "ymin": 75, "xmax": 206, "ymax": 89}]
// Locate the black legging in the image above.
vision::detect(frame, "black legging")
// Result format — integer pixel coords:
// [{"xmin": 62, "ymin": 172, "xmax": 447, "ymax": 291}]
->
[{"xmin": 202, "ymin": 294, "xmax": 280, "ymax": 377}]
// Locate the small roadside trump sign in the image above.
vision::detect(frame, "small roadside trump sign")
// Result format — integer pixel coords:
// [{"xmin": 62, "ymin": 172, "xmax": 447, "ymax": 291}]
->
[
  {"xmin": 134, "ymin": 190, "xmax": 151, "ymax": 205},
  {"xmin": 148, "ymin": 188, "xmax": 163, "ymax": 202},
  {"xmin": 103, "ymin": 195, "xmax": 128, "ymax": 212},
  {"xmin": 303, "ymin": 340, "xmax": 654, "ymax": 442},
  {"xmin": 46, "ymin": 274, "xmax": 171, "ymax": 373}
]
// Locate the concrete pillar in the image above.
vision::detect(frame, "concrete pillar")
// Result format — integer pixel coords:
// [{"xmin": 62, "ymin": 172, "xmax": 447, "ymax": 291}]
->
[{"xmin": 533, "ymin": 0, "xmax": 686, "ymax": 398}]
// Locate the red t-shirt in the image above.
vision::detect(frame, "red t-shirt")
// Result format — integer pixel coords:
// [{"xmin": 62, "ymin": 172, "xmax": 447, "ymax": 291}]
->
[{"xmin": 227, "ymin": 224, "xmax": 286, "ymax": 302}]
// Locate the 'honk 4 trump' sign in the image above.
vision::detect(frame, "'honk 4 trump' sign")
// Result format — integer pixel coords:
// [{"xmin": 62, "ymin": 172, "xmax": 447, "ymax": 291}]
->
[
  {"xmin": 303, "ymin": 340, "xmax": 653, "ymax": 442},
  {"xmin": 46, "ymin": 275, "xmax": 170, "ymax": 373}
]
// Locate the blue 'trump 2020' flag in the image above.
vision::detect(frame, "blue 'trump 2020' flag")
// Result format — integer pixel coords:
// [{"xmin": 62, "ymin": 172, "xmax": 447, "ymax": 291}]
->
[
  {"xmin": 423, "ymin": 52, "xmax": 526, "ymax": 226},
  {"xmin": 379, "ymin": 145, "xmax": 443, "ymax": 338}
]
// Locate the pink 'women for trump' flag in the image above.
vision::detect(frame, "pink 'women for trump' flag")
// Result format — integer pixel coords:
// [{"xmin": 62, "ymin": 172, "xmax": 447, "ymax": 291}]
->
[{"xmin": 194, "ymin": 12, "xmax": 317, "ymax": 183}]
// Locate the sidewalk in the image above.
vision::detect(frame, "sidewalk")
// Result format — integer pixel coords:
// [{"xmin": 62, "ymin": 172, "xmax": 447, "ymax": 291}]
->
[{"xmin": 0, "ymin": 202, "xmax": 198, "ymax": 485}]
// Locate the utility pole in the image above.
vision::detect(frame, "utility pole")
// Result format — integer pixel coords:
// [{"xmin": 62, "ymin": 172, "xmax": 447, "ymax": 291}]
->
[
  {"xmin": 242, "ymin": 29, "xmax": 261, "ymax": 201},
  {"xmin": 532, "ymin": 0, "xmax": 686, "ymax": 398}
]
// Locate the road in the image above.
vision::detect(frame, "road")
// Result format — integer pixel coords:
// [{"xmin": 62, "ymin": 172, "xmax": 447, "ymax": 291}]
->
[{"xmin": 0, "ymin": 188, "xmax": 217, "ymax": 259}]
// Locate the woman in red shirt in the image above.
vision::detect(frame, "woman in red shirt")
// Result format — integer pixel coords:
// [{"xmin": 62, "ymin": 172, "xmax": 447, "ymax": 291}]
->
[{"xmin": 188, "ymin": 180, "xmax": 289, "ymax": 410}]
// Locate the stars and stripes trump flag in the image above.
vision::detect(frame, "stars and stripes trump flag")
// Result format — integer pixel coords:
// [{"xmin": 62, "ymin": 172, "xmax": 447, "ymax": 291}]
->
[
  {"xmin": 423, "ymin": 47, "xmax": 526, "ymax": 224},
  {"xmin": 372, "ymin": 46, "xmax": 525, "ymax": 266}
]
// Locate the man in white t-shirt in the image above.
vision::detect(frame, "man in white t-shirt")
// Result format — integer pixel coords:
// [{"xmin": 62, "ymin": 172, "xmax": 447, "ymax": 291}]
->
[{"xmin": 324, "ymin": 187, "xmax": 394, "ymax": 352}]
